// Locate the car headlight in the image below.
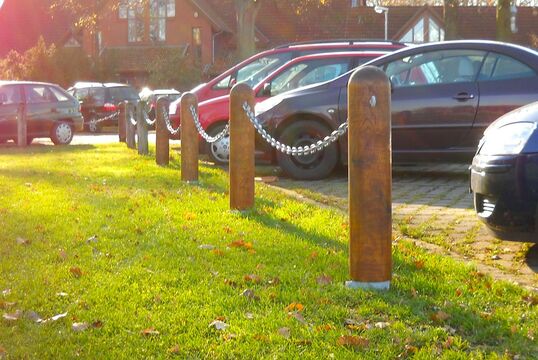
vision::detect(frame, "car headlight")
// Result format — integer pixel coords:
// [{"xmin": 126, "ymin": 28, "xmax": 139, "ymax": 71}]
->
[
  {"xmin": 479, "ymin": 122, "xmax": 536, "ymax": 155},
  {"xmin": 255, "ymin": 96, "xmax": 283, "ymax": 117}
]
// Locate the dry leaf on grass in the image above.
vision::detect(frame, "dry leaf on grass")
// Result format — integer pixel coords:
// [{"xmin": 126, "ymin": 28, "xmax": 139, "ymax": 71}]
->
[
  {"xmin": 70, "ymin": 267, "xmax": 83, "ymax": 278},
  {"xmin": 414, "ymin": 260, "xmax": 425, "ymax": 269},
  {"xmin": 16, "ymin": 237, "xmax": 30, "ymax": 246},
  {"xmin": 224, "ymin": 279, "xmax": 238, "ymax": 288},
  {"xmin": 267, "ymin": 277, "xmax": 280, "ymax": 286},
  {"xmin": 211, "ymin": 249, "xmax": 224, "ymax": 256},
  {"xmin": 72, "ymin": 322, "xmax": 89, "ymax": 332},
  {"xmin": 522, "ymin": 295, "xmax": 537, "ymax": 306},
  {"xmin": 289, "ymin": 312, "xmax": 307, "ymax": 325},
  {"xmin": 0, "ymin": 301, "xmax": 15, "ymax": 310},
  {"xmin": 337, "ymin": 335, "xmax": 369, "ymax": 348},
  {"xmin": 2, "ymin": 310, "xmax": 22, "ymax": 321},
  {"xmin": 209, "ymin": 320, "xmax": 229, "ymax": 331},
  {"xmin": 141, "ymin": 327, "xmax": 160, "ymax": 336},
  {"xmin": 430, "ymin": 311, "xmax": 451, "ymax": 322},
  {"xmin": 316, "ymin": 275, "xmax": 332, "ymax": 286},
  {"xmin": 278, "ymin": 327, "xmax": 291, "ymax": 338},
  {"xmin": 168, "ymin": 344, "xmax": 180, "ymax": 355},
  {"xmin": 240, "ymin": 289, "xmax": 260, "ymax": 301},
  {"xmin": 374, "ymin": 322, "xmax": 390, "ymax": 329},
  {"xmin": 92, "ymin": 320, "xmax": 103, "ymax": 328},
  {"xmin": 0, "ymin": 346, "xmax": 6, "ymax": 358},
  {"xmin": 244, "ymin": 274, "xmax": 261, "ymax": 284},
  {"xmin": 285, "ymin": 303, "xmax": 304, "ymax": 312}
]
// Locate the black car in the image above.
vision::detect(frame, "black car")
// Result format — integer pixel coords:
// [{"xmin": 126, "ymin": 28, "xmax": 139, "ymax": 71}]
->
[
  {"xmin": 67, "ymin": 82, "xmax": 140, "ymax": 133},
  {"xmin": 470, "ymin": 101, "xmax": 538, "ymax": 242},
  {"xmin": 254, "ymin": 40, "xmax": 538, "ymax": 180},
  {"xmin": 0, "ymin": 81, "xmax": 83, "ymax": 145}
]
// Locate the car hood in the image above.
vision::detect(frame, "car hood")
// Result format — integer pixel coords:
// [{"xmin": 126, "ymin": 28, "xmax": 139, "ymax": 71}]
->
[{"xmin": 485, "ymin": 101, "xmax": 538, "ymax": 135}]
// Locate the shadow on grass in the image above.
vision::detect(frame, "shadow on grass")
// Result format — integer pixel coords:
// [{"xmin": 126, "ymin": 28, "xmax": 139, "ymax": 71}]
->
[{"xmin": 0, "ymin": 144, "xmax": 96, "ymax": 154}]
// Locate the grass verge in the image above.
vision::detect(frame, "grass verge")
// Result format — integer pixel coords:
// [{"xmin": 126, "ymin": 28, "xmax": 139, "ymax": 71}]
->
[{"xmin": 0, "ymin": 144, "xmax": 537, "ymax": 359}]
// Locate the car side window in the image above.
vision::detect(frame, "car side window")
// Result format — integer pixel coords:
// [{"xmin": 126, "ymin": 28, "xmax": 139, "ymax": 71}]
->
[
  {"xmin": 212, "ymin": 75, "xmax": 232, "ymax": 90},
  {"xmin": 49, "ymin": 86, "xmax": 69, "ymax": 102},
  {"xmin": 24, "ymin": 85, "xmax": 56, "ymax": 104},
  {"xmin": 478, "ymin": 53, "xmax": 536, "ymax": 81},
  {"xmin": 385, "ymin": 50, "xmax": 486, "ymax": 88},
  {"xmin": 0, "ymin": 85, "xmax": 22, "ymax": 105}
]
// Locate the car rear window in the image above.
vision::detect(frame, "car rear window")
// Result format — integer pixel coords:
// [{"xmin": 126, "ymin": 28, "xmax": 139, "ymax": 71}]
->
[{"xmin": 108, "ymin": 87, "xmax": 139, "ymax": 102}]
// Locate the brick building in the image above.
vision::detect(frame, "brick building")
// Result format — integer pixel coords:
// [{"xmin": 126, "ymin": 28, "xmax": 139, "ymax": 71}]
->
[{"xmin": 1, "ymin": 1, "xmax": 537, "ymax": 87}]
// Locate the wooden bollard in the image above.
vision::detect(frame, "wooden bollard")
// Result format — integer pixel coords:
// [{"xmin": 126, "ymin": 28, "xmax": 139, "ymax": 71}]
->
[
  {"xmin": 126, "ymin": 102, "xmax": 136, "ymax": 149},
  {"xmin": 118, "ymin": 101, "xmax": 127, "ymax": 143},
  {"xmin": 346, "ymin": 66, "xmax": 392, "ymax": 291},
  {"xmin": 17, "ymin": 103, "xmax": 27, "ymax": 147},
  {"xmin": 137, "ymin": 101, "xmax": 149, "ymax": 155},
  {"xmin": 155, "ymin": 97, "xmax": 170, "ymax": 166},
  {"xmin": 229, "ymin": 83, "xmax": 255, "ymax": 211},
  {"xmin": 180, "ymin": 93, "xmax": 199, "ymax": 182}
]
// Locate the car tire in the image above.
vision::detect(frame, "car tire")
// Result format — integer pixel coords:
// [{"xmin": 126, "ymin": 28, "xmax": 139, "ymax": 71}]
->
[
  {"xmin": 276, "ymin": 120, "xmax": 339, "ymax": 180},
  {"xmin": 205, "ymin": 122, "xmax": 230, "ymax": 165},
  {"xmin": 50, "ymin": 121, "xmax": 74, "ymax": 145},
  {"xmin": 86, "ymin": 115, "xmax": 102, "ymax": 133}
]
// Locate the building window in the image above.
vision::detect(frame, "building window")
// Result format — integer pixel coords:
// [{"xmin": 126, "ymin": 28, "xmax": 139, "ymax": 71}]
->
[
  {"xmin": 192, "ymin": 27, "xmax": 202, "ymax": 63},
  {"xmin": 120, "ymin": 0, "xmax": 175, "ymax": 43},
  {"xmin": 351, "ymin": 0, "xmax": 358, "ymax": 7},
  {"xmin": 400, "ymin": 16, "xmax": 444, "ymax": 44}
]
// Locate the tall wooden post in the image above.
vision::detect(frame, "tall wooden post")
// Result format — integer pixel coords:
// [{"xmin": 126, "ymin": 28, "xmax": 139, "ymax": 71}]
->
[
  {"xmin": 346, "ymin": 66, "xmax": 392, "ymax": 291},
  {"xmin": 155, "ymin": 97, "xmax": 170, "ymax": 166},
  {"xmin": 180, "ymin": 93, "xmax": 199, "ymax": 182},
  {"xmin": 137, "ymin": 101, "xmax": 149, "ymax": 155},
  {"xmin": 126, "ymin": 102, "xmax": 136, "ymax": 150},
  {"xmin": 229, "ymin": 83, "xmax": 255, "ymax": 211},
  {"xmin": 118, "ymin": 101, "xmax": 127, "ymax": 143},
  {"xmin": 17, "ymin": 103, "xmax": 27, "ymax": 147}
]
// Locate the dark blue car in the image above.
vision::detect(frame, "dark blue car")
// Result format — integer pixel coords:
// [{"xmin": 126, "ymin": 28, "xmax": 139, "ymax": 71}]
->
[{"xmin": 470, "ymin": 101, "xmax": 538, "ymax": 242}]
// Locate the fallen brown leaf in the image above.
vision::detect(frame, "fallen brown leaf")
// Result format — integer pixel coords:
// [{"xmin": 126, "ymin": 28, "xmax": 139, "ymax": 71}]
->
[
  {"xmin": 430, "ymin": 310, "xmax": 451, "ymax": 322},
  {"xmin": 0, "ymin": 345, "xmax": 6, "ymax": 358},
  {"xmin": 414, "ymin": 260, "xmax": 425, "ymax": 269},
  {"xmin": 522, "ymin": 295, "xmax": 538, "ymax": 306},
  {"xmin": 337, "ymin": 335, "xmax": 369, "ymax": 348},
  {"xmin": 141, "ymin": 327, "xmax": 160, "ymax": 336},
  {"xmin": 224, "ymin": 279, "xmax": 238, "ymax": 288},
  {"xmin": 289, "ymin": 312, "xmax": 306, "ymax": 325},
  {"xmin": 285, "ymin": 303, "xmax": 304, "ymax": 312},
  {"xmin": 92, "ymin": 320, "xmax": 103, "ymax": 328},
  {"xmin": 443, "ymin": 336, "xmax": 455, "ymax": 349},
  {"xmin": 168, "ymin": 344, "xmax": 180, "ymax": 355},
  {"xmin": 70, "ymin": 267, "xmax": 83, "ymax": 278},
  {"xmin": 223, "ymin": 226, "xmax": 233, "ymax": 234},
  {"xmin": 0, "ymin": 301, "xmax": 15, "ymax": 310},
  {"xmin": 211, "ymin": 249, "xmax": 224, "ymax": 256},
  {"xmin": 58, "ymin": 249, "xmax": 68, "ymax": 260},
  {"xmin": 267, "ymin": 277, "xmax": 280, "ymax": 286},
  {"xmin": 244, "ymin": 274, "xmax": 261, "ymax": 284},
  {"xmin": 309, "ymin": 251, "xmax": 318, "ymax": 260}
]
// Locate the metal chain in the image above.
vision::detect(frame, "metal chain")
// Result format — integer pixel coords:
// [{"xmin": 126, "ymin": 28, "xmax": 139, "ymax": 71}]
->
[
  {"xmin": 128, "ymin": 108, "xmax": 137, "ymax": 126},
  {"xmin": 88, "ymin": 111, "xmax": 120, "ymax": 125},
  {"xmin": 242, "ymin": 102, "xmax": 348, "ymax": 157},
  {"xmin": 161, "ymin": 104, "xmax": 180, "ymax": 135},
  {"xmin": 190, "ymin": 105, "xmax": 229, "ymax": 144},
  {"xmin": 143, "ymin": 111, "xmax": 156, "ymax": 126}
]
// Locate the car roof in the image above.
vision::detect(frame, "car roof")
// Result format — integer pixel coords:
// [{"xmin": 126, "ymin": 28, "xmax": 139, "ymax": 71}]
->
[
  {"xmin": 71, "ymin": 82, "xmax": 133, "ymax": 89},
  {"xmin": 0, "ymin": 80, "xmax": 59, "ymax": 87},
  {"xmin": 151, "ymin": 89, "xmax": 181, "ymax": 95},
  {"xmin": 288, "ymin": 51, "xmax": 388, "ymax": 62},
  {"xmin": 275, "ymin": 39, "xmax": 405, "ymax": 49}
]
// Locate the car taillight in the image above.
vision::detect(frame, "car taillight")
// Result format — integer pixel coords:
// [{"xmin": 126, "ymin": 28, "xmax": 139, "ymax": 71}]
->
[{"xmin": 103, "ymin": 103, "xmax": 117, "ymax": 112}]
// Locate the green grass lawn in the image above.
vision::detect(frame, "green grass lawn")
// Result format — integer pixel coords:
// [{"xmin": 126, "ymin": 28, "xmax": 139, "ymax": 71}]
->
[{"xmin": 0, "ymin": 144, "xmax": 537, "ymax": 359}]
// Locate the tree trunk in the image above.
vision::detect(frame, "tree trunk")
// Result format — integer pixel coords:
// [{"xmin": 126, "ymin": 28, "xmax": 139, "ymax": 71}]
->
[
  {"xmin": 443, "ymin": 0, "xmax": 459, "ymax": 40},
  {"xmin": 235, "ymin": 0, "xmax": 262, "ymax": 60},
  {"xmin": 496, "ymin": 0, "xmax": 512, "ymax": 42}
]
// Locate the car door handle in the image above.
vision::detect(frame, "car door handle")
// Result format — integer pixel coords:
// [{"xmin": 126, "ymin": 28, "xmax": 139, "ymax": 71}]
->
[{"xmin": 453, "ymin": 92, "xmax": 475, "ymax": 101}]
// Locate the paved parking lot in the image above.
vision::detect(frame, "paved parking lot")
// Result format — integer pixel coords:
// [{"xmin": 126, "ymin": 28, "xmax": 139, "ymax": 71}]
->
[{"xmin": 274, "ymin": 163, "xmax": 538, "ymax": 291}]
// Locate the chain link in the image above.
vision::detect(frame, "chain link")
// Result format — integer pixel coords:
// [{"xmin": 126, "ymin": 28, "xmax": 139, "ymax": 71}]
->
[
  {"xmin": 190, "ymin": 105, "xmax": 229, "ymax": 144},
  {"xmin": 128, "ymin": 108, "xmax": 137, "ymax": 126},
  {"xmin": 160, "ymin": 103, "xmax": 180, "ymax": 135},
  {"xmin": 143, "ymin": 111, "xmax": 156, "ymax": 126},
  {"xmin": 242, "ymin": 102, "xmax": 348, "ymax": 157},
  {"xmin": 88, "ymin": 111, "xmax": 120, "ymax": 125}
]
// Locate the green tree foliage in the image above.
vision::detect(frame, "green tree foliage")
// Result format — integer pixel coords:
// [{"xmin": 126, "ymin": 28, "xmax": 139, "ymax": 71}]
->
[
  {"xmin": 146, "ymin": 49, "xmax": 202, "ymax": 90},
  {"xmin": 0, "ymin": 37, "xmax": 92, "ymax": 88}
]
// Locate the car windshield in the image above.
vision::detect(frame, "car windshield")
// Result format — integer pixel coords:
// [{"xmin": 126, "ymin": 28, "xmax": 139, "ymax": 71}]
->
[
  {"xmin": 109, "ymin": 87, "xmax": 139, "ymax": 102},
  {"xmin": 236, "ymin": 53, "xmax": 293, "ymax": 87}
]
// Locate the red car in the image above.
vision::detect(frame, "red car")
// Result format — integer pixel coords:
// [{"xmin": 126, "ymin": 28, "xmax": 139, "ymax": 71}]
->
[
  {"xmin": 193, "ymin": 51, "xmax": 387, "ymax": 163},
  {"xmin": 168, "ymin": 40, "xmax": 405, "ymax": 132}
]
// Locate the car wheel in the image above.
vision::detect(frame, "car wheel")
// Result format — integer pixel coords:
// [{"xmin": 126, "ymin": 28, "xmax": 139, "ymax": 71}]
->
[
  {"xmin": 50, "ymin": 122, "xmax": 74, "ymax": 145},
  {"xmin": 205, "ymin": 122, "xmax": 230, "ymax": 165},
  {"xmin": 87, "ymin": 115, "xmax": 102, "ymax": 133},
  {"xmin": 276, "ymin": 120, "xmax": 338, "ymax": 180}
]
